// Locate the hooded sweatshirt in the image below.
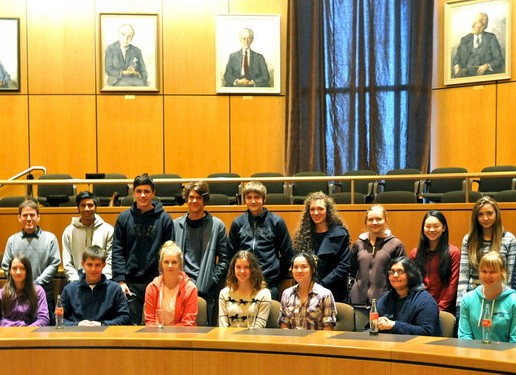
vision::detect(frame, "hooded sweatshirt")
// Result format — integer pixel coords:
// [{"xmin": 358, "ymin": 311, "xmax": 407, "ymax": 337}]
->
[
  {"xmin": 112, "ymin": 202, "xmax": 174, "ymax": 284},
  {"xmin": 458, "ymin": 284, "xmax": 516, "ymax": 343},
  {"xmin": 62, "ymin": 214, "xmax": 114, "ymax": 281}
]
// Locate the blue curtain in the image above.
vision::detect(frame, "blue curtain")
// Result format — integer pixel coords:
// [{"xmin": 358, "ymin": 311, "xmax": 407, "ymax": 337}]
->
[{"xmin": 286, "ymin": 0, "xmax": 433, "ymax": 175}]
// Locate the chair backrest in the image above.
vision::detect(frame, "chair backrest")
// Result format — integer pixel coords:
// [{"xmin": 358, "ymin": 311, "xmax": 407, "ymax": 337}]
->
[
  {"xmin": 265, "ymin": 193, "xmax": 291, "ymax": 205},
  {"xmin": 330, "ymin": 192, "xmax": 365, "ymax": 204},
  {"xmin": 266, "ymin": 300, "xmax": 281, "ymax": 328},
  {"xmin": 373, "ymin": 191, "xmax": 417, "ymax": 204},
  {"xmin": 151, "ymin": 173, "xmax": 183, "ymax": 206},
  {"xmin": 493, "ymin": 189, "xmax": 516, "ymax": 202},
  {"xmin": 119, "ymin": 195, "xmax": 134, "ymax": 206},
  {"xmin": 250, "ymin": 172, "xmax": 286, "ymax": 194},
  {"xmin": 340, "ymin": 170, "xmax": 377, "ymax": 195},
  {"xmin": 0, "ymin": 196, "xmax": 27, "ymax": 207},
  {"xmin": 93, "ymin": 173, "xmax": 128, "ymax": 206},
  {"xmin": 334, "ymin": 302, "xmax": 355, "ymax": 331},
  {"xmin": 426, "ymin": 167, "xmax": 468, "ymax": 194},
  {"xmin": 207, "ymin": 193, "xmax": 230, "ymax": 205},
  {"xmin": 440, "ymin": 190, "xmax": 483, "ymax": 203},
  {"xmin": 291, "ymin": 171, "xmax": 329, "ymax": 204},
  {"xmin": 196, "ymin": 296, "xmax": 208, "ymax": 326},
  {"xmin": 37, "ymin": 174, "xmax": 75, "ymax": 206},
  {"xmin": 207, "ymin": 173, "xmax": 241, "ymax": 204},
  {"xmin": 478, "ymin": 165, "xmax": 516, "ymax": 194},
  {"xmin": 439, "ymin": 311, "xmax": 456, "ymax": 338},
  {"xmin": 383, "ymin": 168, "xmax": 422, "ymax": 193}
]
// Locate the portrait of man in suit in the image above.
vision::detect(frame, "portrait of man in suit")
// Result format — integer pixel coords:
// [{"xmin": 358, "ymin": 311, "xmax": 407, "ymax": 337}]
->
[
  {"xmin": 104, "ymin": 24, "xmax": 148, "ymax": 87},
  {"xmin": 452, "ymin": 12, "xmax": 504, "ymax": 78},
  {"xmin": 223, "ymin": 27, "xmax": 271, "ymax": 87}
]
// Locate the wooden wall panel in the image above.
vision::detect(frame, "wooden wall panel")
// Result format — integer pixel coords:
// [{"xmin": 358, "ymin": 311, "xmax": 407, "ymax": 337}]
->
[
  {"xmin": 496, "ymin": 82, "xmax": 516, "ymax": 165},
  {"xmin": 230, "ymin": 96, "xmax": 286, "ymax": 176},
  {"xmin": 163, "ymin": 0, "xmax": 227, "ymax": 94},
  {"xmin": 97, "ymin": 95, "xmax": 164, "ymax": 177},
  {"xmin": 0, "ymin": 95, "xmax": 29, "ymax": 197},
  {"xmin": 164, "ymin": 95, "xmax": 230, "ymax": 177},
  {"xmin": 0, "ymin": 0, "xmax": 27, "ymax": 94},
  {"xmin": 29, "ymin": 95, "xmax": 97, "ymax": 179},
  {"xmin": 27, "ymin": 0, "xmax": 95, "ymax": 94},
  {"xmin": 430, "ymin": 85, "xmax": 496, "ymax": 171}
]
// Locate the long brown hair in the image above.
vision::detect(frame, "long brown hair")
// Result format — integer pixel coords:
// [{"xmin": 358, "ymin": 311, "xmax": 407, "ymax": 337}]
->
[
  {"xmin": 226, "ymin": 250, "xmax": 266, "ymax": 291},
  {"xmin": 1, "ymin": 255, "xmax": 39, "ymax": 322},
  {"xmin": 466, "ymin": 196, "xmax": 503, "ymax": 269}
]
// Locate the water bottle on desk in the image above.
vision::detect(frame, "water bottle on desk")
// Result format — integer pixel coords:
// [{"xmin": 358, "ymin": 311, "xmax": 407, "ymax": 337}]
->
[
  {"xmin": 481, "ymin": 303, "xmax": 492, "ymax": 344},
  {"xmin": 369, "ymin": 299, "xmax": 379, "ymax": 335},
  {"xmin": 55, "ymin": 294, "xmax": 64, "ymax": 329}
]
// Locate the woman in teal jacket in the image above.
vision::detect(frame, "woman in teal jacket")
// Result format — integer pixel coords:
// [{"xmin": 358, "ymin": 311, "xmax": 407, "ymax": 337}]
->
[{"xmin": 459, "ymin": 251, "xmax": 516, "ymax": 343}]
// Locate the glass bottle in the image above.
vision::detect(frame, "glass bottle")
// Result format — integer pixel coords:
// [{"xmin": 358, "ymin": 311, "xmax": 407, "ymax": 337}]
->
[
  {"xmin": 369, "ymin": 298, "xmax": 379, "ymax": 335},
  {"xmin": 55, "ymin": 294, "xmax": 64, "ymax": 329},
  {"xmin": 481, "ymin": 303, "xmax": 492, "ymax": 344}
]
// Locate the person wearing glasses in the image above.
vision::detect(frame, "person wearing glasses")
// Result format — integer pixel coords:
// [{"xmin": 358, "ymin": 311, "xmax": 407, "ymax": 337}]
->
[{"xmin": 375, "ymin": 256, "xmax": 441, "ymax": 336}]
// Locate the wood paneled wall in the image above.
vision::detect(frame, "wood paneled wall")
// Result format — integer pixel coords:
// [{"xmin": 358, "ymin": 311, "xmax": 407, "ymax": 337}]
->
[
  {"xmin": 0, "ymin": 0, "xmax": 287, "ymax": 191},
  {"xmin": 432, "ymin": 0, "xmax": 516, "ymax": 170}
]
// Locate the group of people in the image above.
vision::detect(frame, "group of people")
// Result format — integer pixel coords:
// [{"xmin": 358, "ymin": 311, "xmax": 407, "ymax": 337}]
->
[{"xmin": 1, "ymin": 174, "xmax": 515, "ymax": 343}]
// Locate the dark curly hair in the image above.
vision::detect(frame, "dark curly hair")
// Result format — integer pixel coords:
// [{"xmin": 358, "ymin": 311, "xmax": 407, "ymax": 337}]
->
[{"xmin": 292, "ymin": 191, "xmax": 346, "ymax": 253}]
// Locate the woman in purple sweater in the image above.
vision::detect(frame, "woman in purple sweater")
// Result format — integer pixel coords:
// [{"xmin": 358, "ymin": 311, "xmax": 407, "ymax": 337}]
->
[{"xmin": 0, "ymin": 255, "xmax": 49, "ymax": 326}]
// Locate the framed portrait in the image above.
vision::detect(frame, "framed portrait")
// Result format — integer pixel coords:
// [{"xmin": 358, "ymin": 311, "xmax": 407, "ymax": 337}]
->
[
  {"xmin": 444, "ymin": 0, "xmax": 511, "ymax": 85},
  {"xmin": 216, "ymin": 14, "xmax": 281, "ymax": 94},
  {"xmin": 99, "ymin": 13, "xmax": 159, "ymax": 92},
  {"xmin": 0, "ymin": 18, "xmax": 20, "ymax": 92}
]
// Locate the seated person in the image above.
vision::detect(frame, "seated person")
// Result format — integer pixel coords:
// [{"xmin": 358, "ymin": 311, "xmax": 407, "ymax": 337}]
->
[
  {"xmin": 145, "ymin": 241, "xmax": 198, "ymax": 326},
  {"xmin": 376, "ymin": 256, "xmax": 441, "ymax": 336},
  {"xmin": 218, "ymin": 250, "xmax": 271, "ymax": 328},
  {"xmin": 61, "ymin": 245, "xmax": 130, "ymax": 326},
  {"xmin": 279, "ymin": 252, "xmax": 336, "ymax": 330},
  {"xmin": 459, "ymin": 251, "xmax": 516, "ymax": 343},
  {"xmin": 0, "ymin": 255, "xmax": 49, "ymax": 326}
]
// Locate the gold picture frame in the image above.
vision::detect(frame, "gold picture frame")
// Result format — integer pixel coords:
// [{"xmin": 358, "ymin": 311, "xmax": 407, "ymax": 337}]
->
[
  {"xmin": 444, "ymin": 0, "xmax": 511, "ymax": 85},
  {"xmin": 99, "ymin": 13, "xmax": 159, "ymax": 92}
]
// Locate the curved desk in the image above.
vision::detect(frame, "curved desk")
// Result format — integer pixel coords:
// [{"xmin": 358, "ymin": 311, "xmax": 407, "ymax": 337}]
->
[{"xmin": 1, "ymin": 326, "xmax": 514, "ymax": 375}]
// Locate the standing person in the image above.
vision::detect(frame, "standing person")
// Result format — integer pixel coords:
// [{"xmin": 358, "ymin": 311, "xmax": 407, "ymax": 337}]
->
[
  {"xmin": 292, "ymin": 191, "xmax": 350, "ymax": 302},
  {"xmin": 349, "ymin": 204, "xmax": 405, "ymax": 330},
  {"xmin": 61, "ymin": 246, "xmax": 130, "ymax": 326},
  {"xmin": 112, "ymin": 173, "xmax": 174, "ymax": 325},
  {"xmin": 62, "ymin": 191, "xmax": 114, "ymax": 282},
  {"xmin": 456, "ymin": 197, "xmax": 516, "ymax": 314},
  {"xmin": 0, "ymin": 255, "xmax": 49, "ymax": 327},
  {"xmin": 376, "ymin": 257, "xmax": 441, "ymax": 336},
  {"xmin": 410, "ymin": 211, "xmax": 460, "ymax": 314},
  {"xmin": 145, "ymin": 241, "xmax": 198, "ymax": 327},
  {"xmin": 218, "ymin": 250, "xmax": 271, "ymax": 328},
  {"xmin": 452, "ymin": 12, "xmax": 504, "ymax": 78},
  {"xmin": 229, "ymin": 181, "xmax": 293, "ymax": 300},
  {"xmin": 105, "ymin": 24, "xmax": 148, "ymax": 86},
  {"xmin": 223, "ymin": 27, "xmax": 270, "ymax": 87},
  {"xmin": 2, "ymin": 199, "xmax": 61, "ymax": 325},
  {"xmin": 459, "ymin": 251, "xmax": 516, "ymax": 343},
  {"xmin": 279, "ymin": 252, "xmax": 336, "ymax": 330},
  {"xmin": 174, "ymin": 181, "xmax": 231, "ymax": 326}
]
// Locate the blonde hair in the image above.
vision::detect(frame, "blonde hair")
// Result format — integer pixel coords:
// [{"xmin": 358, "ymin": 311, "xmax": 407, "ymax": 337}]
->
[
  {"xmin": 158, "ymin": 241, "xmax": 183, "ymax": 274},
  {"xmin": 479, "ymin": 251, "xmax": 507, "ymax": 283}
]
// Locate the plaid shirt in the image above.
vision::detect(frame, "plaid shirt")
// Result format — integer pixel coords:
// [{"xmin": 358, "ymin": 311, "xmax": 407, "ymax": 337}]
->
[{"xmin": 279, "ymin": 282, "xmax": 336, "ymax": 330}]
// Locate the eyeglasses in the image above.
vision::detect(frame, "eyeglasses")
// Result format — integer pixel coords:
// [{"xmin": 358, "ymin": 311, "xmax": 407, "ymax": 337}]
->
[{"xmin": 388, "ymin": 269, "xmax": 406, "ymax": 275}]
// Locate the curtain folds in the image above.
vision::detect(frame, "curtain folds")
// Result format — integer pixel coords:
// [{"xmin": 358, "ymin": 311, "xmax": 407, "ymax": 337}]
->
[{"xmin": 286, "ymin": 0, "xmax": 434, "ymax": 175}]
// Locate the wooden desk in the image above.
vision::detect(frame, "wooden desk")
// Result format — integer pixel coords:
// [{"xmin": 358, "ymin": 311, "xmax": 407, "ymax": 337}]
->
[{"xmin": 0, "ymin": 326, "xmax": 513, "ymax": 374}]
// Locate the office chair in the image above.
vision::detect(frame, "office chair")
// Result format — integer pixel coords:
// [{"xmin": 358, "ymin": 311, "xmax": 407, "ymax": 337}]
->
[
  {"xmin": 37, "ymin": 174, "xmax": 75, "ymax": 207},
  {"xmin": 92, "ymin": 173, "xmax": 128, "ymax": 206},
  {"xmin": 290, "ymin": 171, "xmax": 330, "ymax": 204},
  {"xmin": 475, "ymin": 165, "xmax": 516, "ymax": 197},
  {"xmin": 420, "ymin": 167, "xmax": 468, "ymax": 203},
  {"xmin": 207, "ymin": 173, "xmax": 241, "ymax": 205},
  {"xmin": 151, "ymin": 173, "xmax": 183, "ymax": 206}
]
